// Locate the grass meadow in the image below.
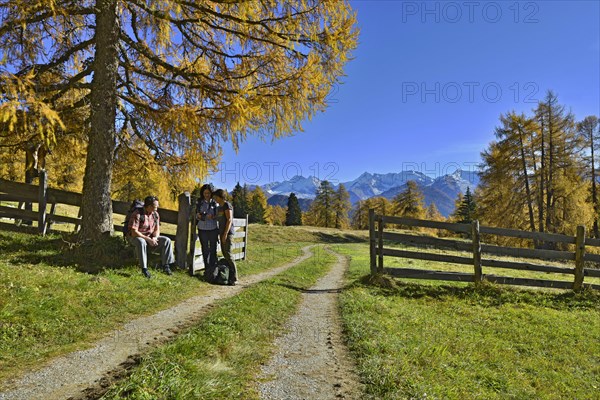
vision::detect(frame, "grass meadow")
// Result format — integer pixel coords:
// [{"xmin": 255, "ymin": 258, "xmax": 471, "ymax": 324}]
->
[
  {"xmin": 338, "ymin": 243, "xmax": 600, "ymax": 399},
  {"xmin": 0, "ymin": 223, "xmax": 360, "ymax": 384},
  {"xmin": 2, "ymin": 218, "xmax": 599, "ymax": 399}
]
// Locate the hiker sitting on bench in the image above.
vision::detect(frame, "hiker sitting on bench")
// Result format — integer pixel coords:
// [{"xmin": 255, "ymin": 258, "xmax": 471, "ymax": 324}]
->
[{"xmin": 127, "ymin": 196, "xmax": 175, "ymax": 278}]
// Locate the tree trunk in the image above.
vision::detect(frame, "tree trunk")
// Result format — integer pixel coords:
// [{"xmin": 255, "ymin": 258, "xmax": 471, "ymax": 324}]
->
[
  {"xmin": 591, "ymin": 136, "xmax": 599, "ymax": 238},
  {"xmin": 546, "ymin": 113, "xmax": 554, "ymax": 235},
  {"xmin": 538, "ymin": 116, "xmax": 545, "ymax": 234},
  {"xmin": 546, "ymin": 163, "xmax": 552, "ymax": 233},
  {"xmin": 79, "ymin": 0, "xmax": 120, "ymax": 241},
  {"xmin": 517, "ymin": 124, "xmax": 536, "ymax": 234}
]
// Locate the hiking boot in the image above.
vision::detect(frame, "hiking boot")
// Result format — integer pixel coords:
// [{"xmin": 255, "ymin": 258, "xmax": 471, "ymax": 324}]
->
[
  {"xmin": 163, "ymin": 265, "xmax": 173, "ymax": 275},
  {"xmin": 227, "ymin": 281, "xmax": 237, "ymax": 286},
  {"xmin": 142, "ymin": 268, "xmax": 152, "ymax": 279}
]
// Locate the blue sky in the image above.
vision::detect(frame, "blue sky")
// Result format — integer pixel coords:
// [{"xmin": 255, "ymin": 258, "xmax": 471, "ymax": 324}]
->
[{"xmin": 209, "ymin": 0, "xmax": 600, "ymax": 190}]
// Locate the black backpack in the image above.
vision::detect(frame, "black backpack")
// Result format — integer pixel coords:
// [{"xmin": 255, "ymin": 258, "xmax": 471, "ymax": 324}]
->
[
  {"xmin": 123, "ymin": 199, "xmax": 145, "ymax": 237},
  {"xmin": 209, "ymin": 258, "xmax": 230, "ymax": 285}
]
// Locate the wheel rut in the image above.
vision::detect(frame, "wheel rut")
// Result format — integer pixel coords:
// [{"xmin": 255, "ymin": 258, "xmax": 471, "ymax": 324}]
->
[
  {"xmin": 0, "ymin": 246, "xmax": 315, "ymax": 400},
  {"xmin": 257, "ymin": 247, "xmax": 363, "ymax": 400}
]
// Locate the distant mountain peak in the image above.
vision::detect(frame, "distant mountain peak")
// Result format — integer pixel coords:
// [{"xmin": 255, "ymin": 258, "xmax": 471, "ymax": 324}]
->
[
  {"xmin": 263, "ymin": 174, "xmax": 321, "ymax": 199},
  {"xmin": 259, "ymin": 168, "xmax": 480, "ymax": 217}
]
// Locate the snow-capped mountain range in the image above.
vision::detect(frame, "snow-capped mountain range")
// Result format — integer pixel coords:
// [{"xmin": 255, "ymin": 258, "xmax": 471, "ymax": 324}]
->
[
  {"xmin": 262, "ymin": 175, "xmax": 322, "ymax": 199},
  {"xmin": 263, "ymin": 169, "xmax": 480, "ymax": 217}
]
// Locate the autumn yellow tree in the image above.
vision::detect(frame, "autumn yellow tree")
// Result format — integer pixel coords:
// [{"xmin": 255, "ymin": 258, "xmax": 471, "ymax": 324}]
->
[
  {"xmin": 248, "ymin": 186, "xmax": 268, "ymax": 224},
  {"xmin": 269, "ymin": 205, "xmax": 287, "ymax": 226},
  {"xmin": 333, "ymin": 183, "xmax": 351, "ymax": 229},
  {"xmin": 1, "ymin": 1, "xmax": 358, "ymax": 240},
  {"xmin": 392, "ymin": 181, "xmax": 425, "ymax": 219},
  {"xmin": 0, "ymin": 64, "xmax": 90, "ymax": 187},
  {"xmin": 350, "ymin": 200, "xmax": 367, "ymax": 230},
  {"xmin": 425, "ymin": 203, "xmax": 443, "ymax": 221},
  {"xmin": 308, "ymin": 180, "xmax": 336, "ymax": 228},
  {"xmin": 577, "ymin": 116, "xmax": 600, "ymax": 237},
  {"xmin": 478, "ymin": 92, "xmax": 593, "ymax": 240},
  {"xmin": 111, "ymin": 138, "xmax": 177, "ymax": 208}
]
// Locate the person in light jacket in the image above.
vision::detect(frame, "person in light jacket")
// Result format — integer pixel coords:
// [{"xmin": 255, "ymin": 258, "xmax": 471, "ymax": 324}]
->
[
  {"xmin": 195, "ymin": 184, "xmax": 219, "ymax": 280},
  {"xmin": 212, "ymin": 189, "xmax": 238, "ymax": 285}
]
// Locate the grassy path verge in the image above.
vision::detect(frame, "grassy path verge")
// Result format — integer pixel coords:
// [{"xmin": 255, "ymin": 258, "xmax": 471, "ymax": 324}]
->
[
  {"xmin": 257, "ymin": 248, "xmax": 363, "ymax": 400},
  {"xmin": 338, "ymin": 243, "xmax": 600, "ymax": 399},
  {"xmin": 0, "ymin": 228, "xmax": 310, "ymax": 384},
  {"xmin": 99, "ymin": 246, "xmax": 337, "ymax": 400}
]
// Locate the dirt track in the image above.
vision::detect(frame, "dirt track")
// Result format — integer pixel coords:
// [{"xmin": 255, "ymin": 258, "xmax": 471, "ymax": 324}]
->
[
  {"xmin": 0, "ymin": 246, "xmax": 314, "ymax": 400},
  {"xmin": 258, "ymin": 248, "xmax": 363, "ymax": 399}
]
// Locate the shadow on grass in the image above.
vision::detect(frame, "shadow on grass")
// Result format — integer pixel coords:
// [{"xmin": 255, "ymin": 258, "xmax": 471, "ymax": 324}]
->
[
  {"xmin": 313, "ymin": 231, "xmax": 368, "ymax": 244},
  {"xmin": 0, "ymin": 226, "xmax": 137, "ymax": 274},
  {"xmin": 352, "ymin": 273, "xmax": 600, "ymax": 311},
  {"xmin": 271, "ymin": 282, "xmax": 348, "ymax": 294}
]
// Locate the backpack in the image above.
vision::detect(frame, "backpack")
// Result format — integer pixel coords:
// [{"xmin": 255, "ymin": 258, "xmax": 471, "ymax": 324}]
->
[
  {"xmin": 210, "ymin": 258, "xmax": 230, "ymax": 285},
  {"xmin": 123, "ymin": 199, "xmax": 145, "ymax": 237}
]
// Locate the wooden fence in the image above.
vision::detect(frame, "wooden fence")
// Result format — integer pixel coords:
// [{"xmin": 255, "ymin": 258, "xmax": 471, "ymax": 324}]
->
[
  {"xmin": 368, "ymin": 209, "xmax": 600, "ymax": 291},
  {"xmin": 0, "ymin": 173, "xmax": 248, "ymax": 275}
]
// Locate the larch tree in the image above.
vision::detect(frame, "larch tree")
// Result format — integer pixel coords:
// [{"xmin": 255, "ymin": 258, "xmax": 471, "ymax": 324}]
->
[
  {"xmin": 425, "ymin": 202, "xmax": 443, "ymax": 221},
  {"xmin": 310, "ymin": 180, "xmax": 335, "ymax": 227},
  {"xmin": 350, "ymin": 198, "xmax": 370, "ymax": 230},
  {"xmin": 269, "ymin": 204, "xmax": 286, "ymax": 226},
  {"xmin": 533, "ymin": 90, "xmax": 585, "ymax": 235},
  {"xmin": 478, "ymin": 112, "xmax": 539, "ymax": 231},
  {"xmin": 333, "ymin": 183, "xmax": 351, "ymax": 229},
  {"xmin": 350, "ymin": 199, "xmax": 365, "ymax": 229},
  {"xmin": 350, "ymin": 197, "xmax": 392, "ymax": 229},
  {"xmin": 374, "ymin": 196, "xmax": 391, "ymax": 218},
  {"xmin": 477, "ymin": 138, "xmax": 532, "ymax": 230},
  {"xmin": 392, "ymin": 180, "xmax": 425, "ymax": 219},
  {"xmin": 577, "ymin": 115, "xmax": 600, "ymax": 238},
  {"xmin": 350, "ymin": 197, "xmax": 391, "ymax": 229},
  {"xmin": 111, "ymin": 138, "xmax": 176, "ymax": 207},
  {"xmin": 248, "ymin": 186, "xmax": 267, "ymax": 224},
  {"xmin": 0, "ymin": 0, "xmax": 358, "ymax": 240},
  {"xmin": 374, "ymin": 196, "xmax": 391, "ymax": 228},
  {"xmin": 478, "ymin": 92, "xmax": 592, "ymax": 240}
]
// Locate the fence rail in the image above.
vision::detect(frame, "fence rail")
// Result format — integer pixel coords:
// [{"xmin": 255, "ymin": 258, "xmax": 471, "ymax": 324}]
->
[
  {"xmin": 369, "ymin": 209, "xmax": 600, "ymax": 292},
  {"xmin": 0, "ymin": 174, "xmax": 248, "ymax": 275}
]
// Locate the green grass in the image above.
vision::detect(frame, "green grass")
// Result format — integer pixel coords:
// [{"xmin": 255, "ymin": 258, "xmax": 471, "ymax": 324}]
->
[
  {"xmin": 0, "ymin": 225, "xmax": 318, "ymax": 384},
  {"xmin": 247, "ymin": 223, "xmax": 368, "ymax": 244},
  {"xmin": 380, "ymin": 236, "xmax": 600, "ymax": 287},
  {"xmin": 338, "ymin": 243, "xmax": 600, "ymax": 399},
  {"xmin": 100, "ymin": 246, "xmax": 336, "ymax": 400}
]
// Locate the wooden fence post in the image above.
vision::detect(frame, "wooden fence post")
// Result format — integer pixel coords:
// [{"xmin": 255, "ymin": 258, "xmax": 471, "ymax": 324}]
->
[
  {"xmin": 378, "ymin": 215, "xmax": 384, "ymax": 272},
  {"xmin": 369, "ymin": 208, "xmax": 376, "ymax": 275},
  {"xmin": 176, "ymin": 192, "xmax": 191, "ymax": 271},
  {"xmin": 38, "ymin": 170, "xmax": 48, "ymax": 235},
  {"xmin": 574, "ymin": 225, "xmax": 586, "ymax": 292},
  {"xmin": 46, "ymin": 202, "xmax": 56, "ymax": 233},
  {"xmin": 188, "ymin": 209, "xmax": 198, "ymax": 276},
  {"xmin": 243, "ymin": 213, "xmax": 249, "ymax": 260},
  {"xmin": 472, "ymin": 220, "xmax": 482, "ymax": 282},
  {"xmin": 73, "ymin": 207, "xmax": 82, "ymax": 233}
]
